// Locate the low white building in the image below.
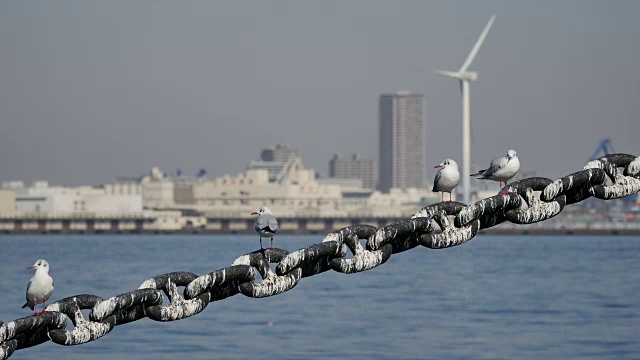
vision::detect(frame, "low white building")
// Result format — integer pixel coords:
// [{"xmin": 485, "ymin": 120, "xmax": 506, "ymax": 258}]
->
[
  {"xmin": 175, "ymin": 158, "xmax": 343, "ymax": 215},
  {"xmin": 105, "ymin": 178, "xmax": 142, "ymax": 196},
  {"xmin": 141, "ymin": 167, "xmax": 175, "ymax": 209},
  {"xmin": 0, "ymin": 190, "xmax": 16, "ymax": 212},
  {"xmin": 11, "ymin": 181, "xmax": 142, "ymax": 213}
]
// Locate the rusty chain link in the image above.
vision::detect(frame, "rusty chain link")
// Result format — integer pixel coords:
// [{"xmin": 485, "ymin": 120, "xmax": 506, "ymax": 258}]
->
[{"xmin": 1, "ymin": 153, "xmax": 639, "ymax": 359}]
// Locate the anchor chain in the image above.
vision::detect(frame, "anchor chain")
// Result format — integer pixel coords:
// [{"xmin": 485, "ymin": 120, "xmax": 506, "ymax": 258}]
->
[{"xmin": 1, "ymin": 153, "xmax": 639, "ymax": 359}]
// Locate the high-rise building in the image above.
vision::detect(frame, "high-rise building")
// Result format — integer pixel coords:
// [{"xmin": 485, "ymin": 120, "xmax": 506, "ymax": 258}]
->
[
  {"xmin": 329, "ymin": 154, "xmax": 376, "ymax": 189},
  {"xmin": 249, "ymin": 144, "xmax": 303, "ymax": 183},
  {"xmin": 378, "ymin": 91, "xmax": 426, "ymax": 193},
  {"xmin": 260, "ymin": 144, "xmax": 299, "ymax": 162}
]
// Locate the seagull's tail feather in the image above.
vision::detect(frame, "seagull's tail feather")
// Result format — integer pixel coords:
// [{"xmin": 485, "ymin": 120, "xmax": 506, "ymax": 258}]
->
[
  {"xmin": 22, "ymin": 302, "xmax": 31, "ymax": 309},
  {"xmin": 470, "ymin": 169, "xmax": 486, "ymax": 177},
  {"xmin": 261, "ymin": 226, "xmax": 277, "ymax": 234}
]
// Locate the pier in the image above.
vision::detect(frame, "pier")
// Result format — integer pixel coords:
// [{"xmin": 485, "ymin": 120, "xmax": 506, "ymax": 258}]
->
[{"xmin": 1, "ymin": 211, "xmax": 639, "ymax": 235}]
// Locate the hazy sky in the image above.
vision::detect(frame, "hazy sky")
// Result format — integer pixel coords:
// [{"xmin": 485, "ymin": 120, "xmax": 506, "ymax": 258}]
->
[{"xmin": 1, "ymin": 1, "xmax": 638, "ymax": 186}]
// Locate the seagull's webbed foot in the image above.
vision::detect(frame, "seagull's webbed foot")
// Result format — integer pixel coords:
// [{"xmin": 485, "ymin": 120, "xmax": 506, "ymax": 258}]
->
[{"xmin": 498, "ymin": 183, "xmax": 514, "ymax": 195}]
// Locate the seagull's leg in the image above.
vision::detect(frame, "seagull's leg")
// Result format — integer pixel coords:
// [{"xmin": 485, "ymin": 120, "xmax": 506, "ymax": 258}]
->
[
  {"xmin": 499, "ymin": 181, "xmax": 514, "ymax": 195},
  {"xmin": 33, "ymin": 301, "xmax": 39, "ymax": 316},
  {"xmin": 449, "ymin": 192, "xmax": 453, "ymax": 202},
  {"xmin": 441, "ymin": 192, "xmax": 444, "ymax": 202},
  {"xmin": 42, "ymin": 300, "xmax": 47, "ymax": 314},
  {"xmin": 260, "ymin": 238, "xmax": 263, "ymax": 249},
  {"xmin": 505, "ymin": 180, "xmax": 514, "ymax": 194},
  {"xmin": 270, "ymin": 237, "xmax": 273, "ymax": 248}
]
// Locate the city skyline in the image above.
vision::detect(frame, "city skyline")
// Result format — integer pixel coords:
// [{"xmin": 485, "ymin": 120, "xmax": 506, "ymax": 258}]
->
[{"xmin": 1, "ymin": 1, "xmax": 639, "ymax": 187}]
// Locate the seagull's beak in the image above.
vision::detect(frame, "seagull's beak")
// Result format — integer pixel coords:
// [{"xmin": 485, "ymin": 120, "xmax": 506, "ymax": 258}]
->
[
  {"xmin": 250, "ymin": 211, "xmax": 258, "ymax": 215},
  {"xmin": 434, "ymin": 165, "xmax": 443, "ymax": 169},
  {"xmin": 27, "ymin": 265, "xmax": 36, "ymax": 269}
]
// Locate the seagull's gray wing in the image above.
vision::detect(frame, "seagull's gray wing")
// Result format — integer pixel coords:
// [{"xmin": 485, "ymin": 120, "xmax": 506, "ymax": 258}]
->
[
  {"xmin": 22, "ymin": 278, "xmax": 33, "ymax": 309},
  {"xmin": 266, "ymin": 215, "xmax": 279, "ymax": 234},
  {"xmin": 432, "ymin": 170, "xmax": 442, "ymax": 192},
  {"xmin": 482, "ymin": 156, "xmax": 508, "ymax": 177},
  {"xmin": 255, "ymin": 216, "xmax": 266, "ymax": 233},
  {"xmin": 256, "ymin": 215, "xmax": 278, "ymax": 234}
]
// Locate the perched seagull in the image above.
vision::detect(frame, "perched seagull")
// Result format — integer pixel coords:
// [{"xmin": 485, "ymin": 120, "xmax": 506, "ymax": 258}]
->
[
  {"xmin": 22, "ymin": 259, "xmax": 54, "ymax": 316},
  {"xmin": 471, "ymin": 149, "xmax": 520, "ymax": 194},
  {"xmin": 251, "ymin": 206, "xmax": 279, "ymax": 249},
  {"xmin": 433, "ymin": 158, "xmax": 460, "ymax": 202}
]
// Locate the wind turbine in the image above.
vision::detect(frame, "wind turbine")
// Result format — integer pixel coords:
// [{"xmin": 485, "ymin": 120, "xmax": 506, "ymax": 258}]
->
[{"xmin": 434, "ymin": 15, "xmax": 496, "ymax": 204}]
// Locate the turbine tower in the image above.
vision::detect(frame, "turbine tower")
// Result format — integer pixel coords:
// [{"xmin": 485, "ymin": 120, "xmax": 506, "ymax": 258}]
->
[{"xmin": 434, "ymin": 15, "xmax": 496, "ymax": 204}]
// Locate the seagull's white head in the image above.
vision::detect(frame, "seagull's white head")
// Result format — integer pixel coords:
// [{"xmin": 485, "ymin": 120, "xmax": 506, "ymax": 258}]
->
[
  {"xmin": 507, "ymin": 149, "xmax": 517, "ymax": 160},
  {"xmin": 251, "ymin": 206, "xmax": 273, "ymax": 216},
  {"xmin": 435, "ymin": 159, "xmax": 458, "ymax": 169},
  {"xmin": 28, "ymin": 259, "xmax": 49, "ymax": 272}
]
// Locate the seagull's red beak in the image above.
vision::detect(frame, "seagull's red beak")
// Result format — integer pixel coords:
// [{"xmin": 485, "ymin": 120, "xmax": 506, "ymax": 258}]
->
[
  {"xmin": 250, "ymin": 211, "xmax": 258, "ymax": 215},
  {"xmin": 27, "ymin": 265, "xmax": 36, "ymax": 269},
  {"xmin": 434, "ymin": 165, "xmax": 443, "ymax": 169}
]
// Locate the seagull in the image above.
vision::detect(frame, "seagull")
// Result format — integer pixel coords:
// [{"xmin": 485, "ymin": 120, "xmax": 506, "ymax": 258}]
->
[
  {"xmin": 433, "ymin": 158, "xmax": 460, "ymax": 202},
  {"xmin": 251, "ymin": 206, "xmax": 279, "ymax": 249},
  {"xmin": 22, "ymin": 259, "xmax": 54, "ymax": 316},
  {"xmin": 471, "ymin": 149, "xmax": 520, "ymax": 194}
]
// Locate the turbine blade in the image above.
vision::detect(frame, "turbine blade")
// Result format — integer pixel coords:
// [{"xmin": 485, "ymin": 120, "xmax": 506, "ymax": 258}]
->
[
  {"xmin": 459, "ymin": 15, "xmax": 496, "ymax": 73},
  {"xmin": 433, "ymin": 69, "xmax": 462, "ymax": 79}
]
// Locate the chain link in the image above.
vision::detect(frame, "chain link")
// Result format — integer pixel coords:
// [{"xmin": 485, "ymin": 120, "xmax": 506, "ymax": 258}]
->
[{"xmin": 1, "ymin": 153, "xmax": 639, "ymax": 359}]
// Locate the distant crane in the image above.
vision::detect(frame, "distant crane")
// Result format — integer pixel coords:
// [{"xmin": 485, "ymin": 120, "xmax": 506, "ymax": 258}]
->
[{"xmin": 590, "ymin": 139, "xmax": 615, "ymax": 161}]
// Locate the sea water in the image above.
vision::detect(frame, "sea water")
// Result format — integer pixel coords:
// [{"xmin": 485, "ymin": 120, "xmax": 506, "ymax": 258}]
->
[{"xmin": 0, "ymin": 234, "xmax": 639, "ymax": 359}]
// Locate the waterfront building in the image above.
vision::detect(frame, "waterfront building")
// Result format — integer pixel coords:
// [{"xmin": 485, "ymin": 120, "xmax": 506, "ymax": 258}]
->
[
  {"xmin": 248, "ymin": 145, "xmax": 302, "ymax": 183},
  {"xmin": 246, "ymin": 157, "xmax": 303, "ymax": 184},
  {"xmin": 104, "ymin": 177, "xmax": 142, "ymax": 196},
  {"xmin": 378, "ymin": 91, "xmax": 426, "ymax": 193},
  {"xmin": 260, "ymin": 144, "xmax": 299, "ymax": 162},
  {"xmin": 0, "ymin": 190, "xmax": 16, "ymax": 212},
  {"xmin": 9, "ymin": 181, "xmax": 142, "ymax": 213},
  {"xmin": 104, "ymin": 167, "xmax": 174, "ymax": 209},
  {"xmin": 329, "ymin": 154, "xmax": 377, "ymax": 189},
  {"xmin": 141, "ymin": 167, "xmax": 175, "ymax": 209},
  {"xmin": 175, "ymin": 159, "xmax": 343, "ymax": 216}
]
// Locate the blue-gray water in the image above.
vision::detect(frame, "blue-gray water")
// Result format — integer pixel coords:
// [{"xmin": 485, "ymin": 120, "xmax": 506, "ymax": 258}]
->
[{"xmin": 1, "ymin": 234, "xmax": 639, "ymax": 359}]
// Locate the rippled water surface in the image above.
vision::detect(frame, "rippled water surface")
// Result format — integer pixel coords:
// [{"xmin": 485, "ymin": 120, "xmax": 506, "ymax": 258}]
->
[{"xmin": 1, "ymin": 234, "xmax": 639, "ymax": 359}]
